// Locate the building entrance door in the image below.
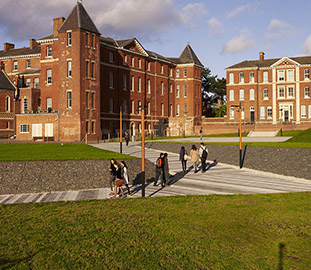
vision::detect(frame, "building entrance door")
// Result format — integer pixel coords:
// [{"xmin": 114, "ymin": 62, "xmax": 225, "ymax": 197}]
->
[
  {"xmin": 250, "ymin": 107, "xmax": 255, "ymax": 123},
  {"xmin": 284, "ymin": 110, "xmax": 289, "ymax": 122}
]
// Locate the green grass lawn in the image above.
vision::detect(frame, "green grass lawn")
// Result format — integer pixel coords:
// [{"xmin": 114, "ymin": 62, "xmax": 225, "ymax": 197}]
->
[
  {"xmin": 1, "ymin": 193, "xmax": 311, "ymax": 269},
  {"xmin": 0, "ymin": 143, "xmax": 133, "ymax": 161}
]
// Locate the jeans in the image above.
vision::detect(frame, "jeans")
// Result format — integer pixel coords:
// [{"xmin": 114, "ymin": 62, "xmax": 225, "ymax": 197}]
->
[
  {"xmin": 201, "ymin": 157, "xmax": 206, "ymax": 172},
  {"xmin": 181, "ymin": 160, "xmax": 187, "ymax": 171},
  {"xmin": 155, "ymin": 168, "xmax": 163, "ymax": 185}
]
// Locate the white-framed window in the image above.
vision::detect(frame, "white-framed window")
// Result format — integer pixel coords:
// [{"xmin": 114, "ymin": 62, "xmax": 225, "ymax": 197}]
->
[
  {"xmin": 147, "ymin": 102, "xmax": 150, "ymax": 115},
  {"xmin": 46, "ymin": 46, "xmax": 52, "ymax": 57},
  {"xmin": 229, "ymin": 106, "xmax": 234, "ymax": 119},
  {"xmin": 109, "ymin": 98, "xmax": 113, "ymax": 113},
  {"xmin": 91, "ymin": 92, "xmax": 95, "ymax": 109},
  {"xmin": 5, "ymin": 96, "xmax": 10, "ymax": 112},
  {"xmin": 91, "ymin": 62, "xmax": 95, "ymax": 78},
  {"xmin": 267, "ymin": 106, "xmax": 272, "ymax": 119},
  {"xmin": 176, "ymin": 85, "xmax": 180, "ymax": 98},
  {"xmin": 123, "ymin": 74, "xmax": 127, "ymax": 90},
  {"xmin": 47, "ymin": 97, "xmax": 52, "ymax": 110},
  {"xmin": 229, "ymin": 73, "xmax": 234, "ymax": 84},
  {"xmin": 130, "ymin": 56, "xmax": 134, "ymax": 67},
  {"xmin": 176, "ymin": 104, "xmax": 180, "ymax": 116},
  {"xmin": 109, "ymin": 72, "xmax": 114, "ymax": 89},
  {"xmin": 6, "ymin": 122, "xmax": 9, "ymax": 129},
  {"xmin": 263, "ymin": 71, "xmax": 268, "ymax": 82},
  {"xmin": 301, "ymin": 105, "xmax": 306, "ymax": 118},
  {"xmin": 161, "ymin": 81, "xmax": 164, "ymax": 96},
  {"xmin": 86, "ymin": 91, "xmax": 89, "ymax": 109},
  {"xmin": 67, "ymin": 60, "xmax": 72, "ymax": 77},
  {"xmin": 122, "ymin": 99, "xmax": 127, "ymax": 113},
  {"xmin": 170, "ymin": 68, "xmax": 173, "ymax": 77},
  {"xmin": 137, "ymin": 77, "xmax": 141, "ymax": 92},
  {"xmin": 91, "ymin": 121, "xmax": 95, "ymax": 134},
  {"xmin": 123, "ymin": 55, "xmax": 127, "ymax": 65},
  {"xmin": 47, "ymin": 69, "xmax": 52, "ymax": 84},
  {"xmin": 250, "ymin": 89, "xmax": 255, "ymax": 100},
  {"xmin": 26, "ymin": 60, "xmax": 31, "ymax": 69},
  {"xmin": 138, "ymin": 58, "xmax": 141, "ymax": 68},
  {"xmin": 304, "ymin": 69, "xmax": 310, "ymax": 80},
  {"xmin": 287, "ymin": 70, "xmax": 294, "ymax": 81},
  {"xmin": 131, "ymin": 76, "xmax": 134, "ymax": 91},
  {"xmin": 239, "ymin": 89, "xmax": 244, "ymax": 100},
  {"xmin": 239, "ymin": 72, "xmax": 244, "ymax": 83},
  {"xmin": 67, "ymin": 91, "xmax": 72, "ymax": 108},
  {"xmin": 20, "ymin": 124, "xmax": 29, "ymax": 133},
  {"xmin": 147, "ymin": 79, "xmax": 151, "ymax": 94},
  {"xmin": 305, "ymin": 86, "xmax": 310, "ymax": 98},
  {"xmin": 32, "ymin": 124, "xmax": 42, "ymax": 137},
  {"xmin": 263, "ymin": 88, "xmax": 268, "ymax": 99},
  {"xmin": 229, "ymin": 89, "xmax": 234, "ymax": 101},
  {"xmin": 260, "ymin": 106, "xmax": 265, "ymax": 119},
  {"xmin": 249, "ymin": 72, "xmax": 254, "ymax": 83},
  {"xmin": 91, "ymin": 34, "xmax": 94, "ymax": 48},
  {"xmin": 170, "ymin": 84, "xmax": 173, "ymax": 93},
  {"xmin": 170, "ymin": 104, "xmax": 173, "ymax": 116},
  {"xmin": 109, "ymin": 51, "xmax": 114, "ymax": 63},
  {"xmin": 13, "ymin": 61, "xmax": 18, "ymax": 71},
  {"xmin": 309, "ymin": 105, "xmax": 311, "ymax": 118},
  {"xmin": 86, "ymin": 120, "xmax": 89, "ymax": 134},
  {"xmin": 278, "ymin": 70, "xmax": 285, "ymax": 81},
  {"xmin": 67, "ymin": 31, "xmax": 72, "ymax": 46},
  {"xmin": 161, "ymin": 103, "xmax": 164, "ymax": 116},
  {"xmin": 34, "ymin": 77, "xmax": 39, "ymax": 88},
  {"xmin": 86, "ymin": 61, "xmax": 89, "ymax": 78},
  {"xmin": 25, "ymin": 78, "xmax": 31, "ymax": 87},
  {"xmin": 176, "ymin": 69, "xmax": 179, "ymax": 77},
  {"xmin": 147, "ymin": 61, "xmax": 151, "ymax": 71},
  {"xmin": 184, "ymin": 104, "xmax": 187, "ymax": 116},
  {"xmin": 184, "ymin": 85, "xmax": 187, "ymax": 97},
  {"xmin": 138, "ymin": 101, "xmax": 141, "ymax": 115},
  {"xmin": 161, "ymin": 65, "xmax": 164, "ymax": 74},
  {"xmin": 131, "ymin": 100, "xmax": 136, "ymax": 114},
  {"xmin": 240, "ymin": 107, "xmax": 244, "ymax": 120},
  {"xmin": 288, "ymin": 87, "xmax": 294, "ymax": 98},
  {"xmin": 85, "ymin": 32, "xmax": 89, "ymax": 47},
  {"xmin": 183, "ymin": 68, "xmax": 187, "ymax": 77},
  {"xmin": 278, "ymin": 87, "xmax": 285, "ymax": 98}
]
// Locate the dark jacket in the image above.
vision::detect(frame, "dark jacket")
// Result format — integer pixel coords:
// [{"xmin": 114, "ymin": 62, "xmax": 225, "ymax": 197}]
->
[
  {"xmin": 163, "ymin": 156, "xmax": 169, "ymax": 172},
  {"xmin": 179, "ymin": 148, "xmax": 185, "ymax": 161},
  {"xmin": 110, "ymin": 163, "xmax": 117, "ymax": 175}
]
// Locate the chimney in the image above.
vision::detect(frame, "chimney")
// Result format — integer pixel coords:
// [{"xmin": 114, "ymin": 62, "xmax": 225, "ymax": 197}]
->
[
  {"xmin": 4, "ymin": 42, "xmax": 15, "ymax": 52},
  {"xmin": 259, "ymin": 51, "xmax": 265, "ymax": 61},
  {"xmin": 29, "ymin": 38, "xmax": 38, "ymax": 49},
  {"xmin": 53, "ymin": 17, "xmax": 65, "ymax": 37}
]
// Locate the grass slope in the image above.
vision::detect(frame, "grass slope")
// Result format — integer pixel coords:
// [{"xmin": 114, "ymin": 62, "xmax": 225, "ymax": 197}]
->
[
  {"xmin": 1, "ymin": 193, "xmax": 311, "ymax": 269},
  {"xmin": 0, "ymin": 143, "xmax": 133, "ymax": 161}
]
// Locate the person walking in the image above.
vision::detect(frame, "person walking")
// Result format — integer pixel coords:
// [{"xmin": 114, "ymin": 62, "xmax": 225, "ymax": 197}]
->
[
  {"xmin": 121, "ymin": 161, "xmax": 131, "ymax": 197},
  {"xmin": 163, "ymin": 153, "xmax": 170, "ymax": 187},
  {"xmin": 109, "ymin": 159, "xmax": 117, "ymax": 197},
  {"xmin": 199, "ymin": 143, "xmax": 208, "ymax": 172},
  {"xmin": 113, "ymin": 161, "xmax": 125, "ymax": 198},
  {"xmin": 179, "ymin": 146, "xmax": 187, "ymax": 173},
  {"xmin": 154, "ymin": 153, "xmax": 164, "ymax": 186},
  {"xmin": 125, "ymin": 131, "xmax": 130, "ymax": 146},
  {"xmin": 200, "ymin": 127, "xmax": 203, "ymax": 140},
  {"xmin": 190, "ymin": 144, "xmax": 199, "ymax": 173}
]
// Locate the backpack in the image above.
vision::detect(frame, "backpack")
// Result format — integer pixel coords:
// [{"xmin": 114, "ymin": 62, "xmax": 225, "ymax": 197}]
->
[
  {"xmin": 202, "ymin": 148, "xmax": 208, "ymax": 159},
  {"xmin": 156, "ymin": 157, "xmax": 163, "ymax": 168}
]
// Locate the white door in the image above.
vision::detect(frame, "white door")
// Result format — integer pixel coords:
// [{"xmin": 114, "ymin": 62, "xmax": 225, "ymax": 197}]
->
[
  {"xmin": 32, "ymin": 124, "xmax": 42, "ymax": 137},
  {"xmin": 45, "ymin": 123, "xmax": 53, "ymax": 137}
]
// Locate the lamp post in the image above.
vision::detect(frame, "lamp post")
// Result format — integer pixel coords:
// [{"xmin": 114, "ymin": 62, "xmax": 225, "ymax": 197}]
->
[
  {"xmin": 138, "ymin": 100, "xmax": 146, "ymax": 197},
  {"xmin": 280, "ymin": 108, "xmax": 283, "ymax": 136},
  {"xmin": 233, "ymin": 102, "xmax": 243, "ymax": 169},
  {"xmin": 120, "ymin": 106, "xmax": 122, "ymax": 153}
]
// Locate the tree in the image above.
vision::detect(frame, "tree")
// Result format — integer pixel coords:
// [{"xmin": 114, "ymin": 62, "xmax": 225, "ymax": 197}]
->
[{"xmin": 201, "ymin": 67, "xmax": 227, "ymax": 117}]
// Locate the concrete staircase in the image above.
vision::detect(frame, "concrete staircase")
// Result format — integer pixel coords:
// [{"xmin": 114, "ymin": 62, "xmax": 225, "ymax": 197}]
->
[{"xmin": 248, "ymin": 130, "xmax": 279, "ymax": 137}]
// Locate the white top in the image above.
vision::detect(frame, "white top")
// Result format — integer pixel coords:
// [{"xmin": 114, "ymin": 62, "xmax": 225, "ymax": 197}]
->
[
  {"xmin": 122, "ymin": 166, "xmax": 129, "ymax": 185},
  {"xmin": 199, "ymin": 145, "xmax": 208, "ymax": 158}
]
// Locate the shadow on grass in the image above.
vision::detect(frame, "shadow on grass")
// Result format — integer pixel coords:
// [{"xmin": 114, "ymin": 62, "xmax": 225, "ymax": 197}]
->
[{"xmin": 278, "ymin": 242, "xmax": 285, "ymax": 270}]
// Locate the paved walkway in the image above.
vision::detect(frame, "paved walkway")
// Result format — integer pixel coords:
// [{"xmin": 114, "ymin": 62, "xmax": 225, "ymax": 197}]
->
[{"xmin": 1, "ymin": 140, "xmax": 311, "ymax": 205}]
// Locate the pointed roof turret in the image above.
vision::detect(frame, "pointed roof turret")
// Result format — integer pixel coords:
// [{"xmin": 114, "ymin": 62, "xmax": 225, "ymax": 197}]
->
[
  {"xmin": 59, "ymin": 2, "xmax": 100, "ymax": 35},
  {"xmin": 179, "ymin": 45, "xmax": 203, "ymax": 66}
]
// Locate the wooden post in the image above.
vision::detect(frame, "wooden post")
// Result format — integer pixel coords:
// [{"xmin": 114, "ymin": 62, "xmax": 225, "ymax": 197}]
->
[
  {"xmin": 120, "ymin": 106, "xmax": 122, "ymax": 153},
  {"xmin": 239, "ymin": 102, "xmax": 242, "ymax": 169},
  {"xmin": 141, "ymin": 100, "xmax": 145, "ymax": 197}
]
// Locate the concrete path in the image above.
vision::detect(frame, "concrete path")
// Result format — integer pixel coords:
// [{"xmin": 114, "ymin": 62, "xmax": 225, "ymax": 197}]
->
[{"xmin": 1, "ymin": 140, "xmax": 311, "ymax": 205}]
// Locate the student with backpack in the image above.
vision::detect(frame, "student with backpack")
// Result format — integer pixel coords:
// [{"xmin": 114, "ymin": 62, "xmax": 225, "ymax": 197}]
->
[
  {"xmin": 154, "ymin": 153, "xmax": 164, "ymax": 186},
  {"xmin": 199, "ymin": 143, "xmax": 208, "ymax": 172}
]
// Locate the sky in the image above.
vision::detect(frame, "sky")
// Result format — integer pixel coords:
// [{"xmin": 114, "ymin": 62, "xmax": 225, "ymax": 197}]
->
[{"xmin": 1, "ymin": 0, "xmax": 311, "ymax": 78}]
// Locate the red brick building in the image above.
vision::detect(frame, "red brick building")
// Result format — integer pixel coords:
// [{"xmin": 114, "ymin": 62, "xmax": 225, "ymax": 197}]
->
[
  {"xmin": 0, "ymin": 2, "xmax": 203, "ymax": 141},
  {"xmin": 226, "ymin": 52, "xmax": 311, "ymax": 125}
]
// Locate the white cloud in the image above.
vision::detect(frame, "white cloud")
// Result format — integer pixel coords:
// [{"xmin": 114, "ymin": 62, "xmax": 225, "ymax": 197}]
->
[
  {"xmin": 227, "ymin": 4, "xmax": 249, "ymax": 19},
  {"xmin": 180, "ymin": 3, "xmax": 208, "ymax": 23},
  {"xmin": 222, "ymin": 29, "xmax": 256, "ymax": 54},
  {"xmin": 302, "ymin": 35, "xmax": 311, "ymax": 55},
  {"xmin": 207, "ymin": 17, "xmax": 224, "ymax": 37},
  {"xmin": 266, "ymin": 19, "xmax": 293, "ymax": 39}
]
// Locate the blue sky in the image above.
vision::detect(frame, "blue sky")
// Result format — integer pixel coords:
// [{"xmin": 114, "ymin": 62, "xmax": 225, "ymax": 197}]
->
[{"xmin": 1, "ymin": 0, "xmax": 311, "ymax": 78}]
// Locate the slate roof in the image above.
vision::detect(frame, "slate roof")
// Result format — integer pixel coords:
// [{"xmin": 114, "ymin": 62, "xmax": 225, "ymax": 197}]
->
[
  {"xmin": 59, "ymin": 2, "xmax": 100, "ymax": 35},
  {"xmin": 0, "ymin": 70, "xmax": 15, "ymax": 91},
  {"xmin": 227, "ymin": 56, "xmax": 311, "ymax": 69},
  {"xmin": 37, "ymin": 34, "xmax": 54, "ymax": 41},
  {"xmin": 0, "ymin": 46, "xmax": 41, "ymax": 59},
  {"xmin": 178, "ymin": 45, "xmax": 203, "ymax": 66}
]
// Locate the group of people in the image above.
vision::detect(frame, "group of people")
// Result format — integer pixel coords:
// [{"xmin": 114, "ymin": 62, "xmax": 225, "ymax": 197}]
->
[
  {"xmin": 154, "ymin": 153, "xmax": 170, "ymax": 187},
  {"xmin": 179, "ymin": 143, "xmax": 209, "ymax": 173},
  {"xmin": 109, "ymin": 159, "xmax": 131, "ymax": 198}
]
